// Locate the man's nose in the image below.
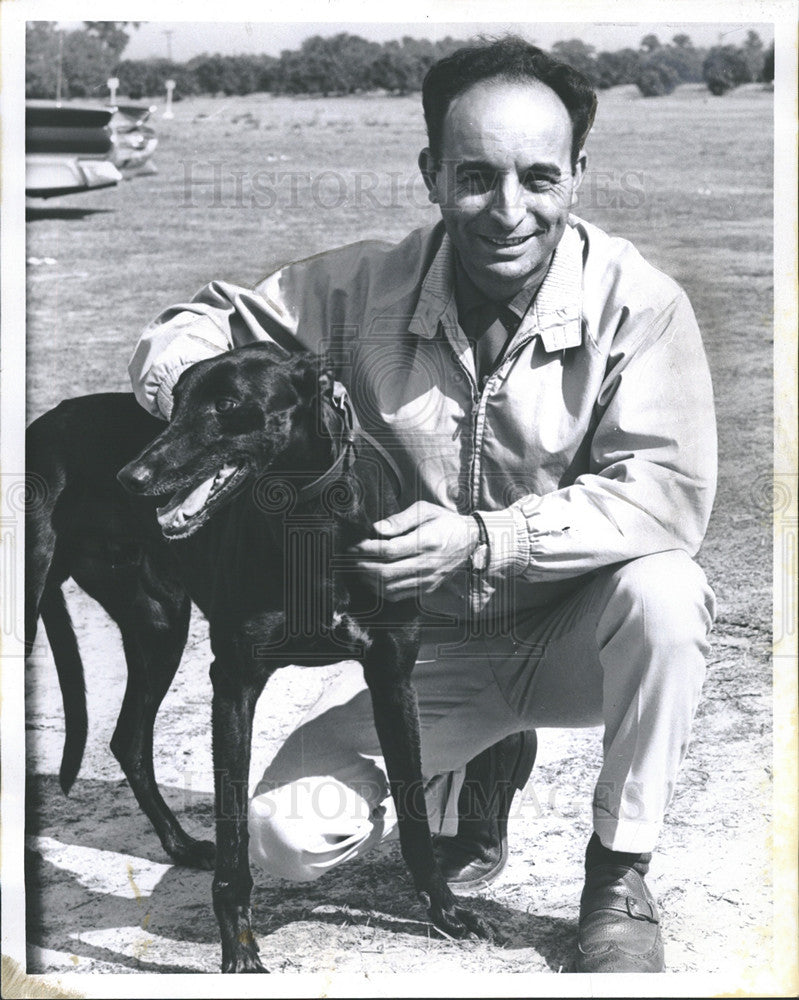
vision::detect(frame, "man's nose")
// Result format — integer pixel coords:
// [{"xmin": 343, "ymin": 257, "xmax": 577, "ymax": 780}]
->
[{"xmin": 487, "ymin": 174, "xmax": 526, "ymax": 228}]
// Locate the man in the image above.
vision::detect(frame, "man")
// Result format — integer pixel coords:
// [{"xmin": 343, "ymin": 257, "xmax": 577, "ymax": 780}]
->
[{"xmin": 129, "ymin": 37, "xmax": 717, "ymax": 973}]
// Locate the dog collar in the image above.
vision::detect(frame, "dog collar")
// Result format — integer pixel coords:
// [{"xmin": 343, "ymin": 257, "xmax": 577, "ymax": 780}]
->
[{"xmin": 295, "ymin": 387, "xmax": 403, "ymax": 505}]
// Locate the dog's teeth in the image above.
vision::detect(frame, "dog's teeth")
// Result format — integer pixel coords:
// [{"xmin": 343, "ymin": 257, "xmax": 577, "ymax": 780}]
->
[
  {"xmin": 181, "ymin": 475, "xmax": 216, "ymax": 517},
  {"xmin": 156, "ymin": 465, "xmax": 240, "ymax": 536}
]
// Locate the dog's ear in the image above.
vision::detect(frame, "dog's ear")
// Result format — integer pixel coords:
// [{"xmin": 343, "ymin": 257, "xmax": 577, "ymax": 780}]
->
[
  {"xmin": 290, "ymin": 357, "xmax": 335, "ymax": 402},
  {"xmin": 318, "ymin": 368, "xmax": 335, "ymax": 398}
]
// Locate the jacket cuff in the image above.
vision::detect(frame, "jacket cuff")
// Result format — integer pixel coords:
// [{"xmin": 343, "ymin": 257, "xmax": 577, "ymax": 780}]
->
[
  {"xmin": 154, "ymin": 364, "xmax": 189, "ymax": 420},
  {"xmin": 475, "ymin": 507, "xmax": 530, "ymax": 577}
]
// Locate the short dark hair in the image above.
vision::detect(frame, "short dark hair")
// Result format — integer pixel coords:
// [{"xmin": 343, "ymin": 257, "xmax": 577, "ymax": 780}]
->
[{"xmin": 422, "ymin": 36, "xmax": 598, "ymax": 169}]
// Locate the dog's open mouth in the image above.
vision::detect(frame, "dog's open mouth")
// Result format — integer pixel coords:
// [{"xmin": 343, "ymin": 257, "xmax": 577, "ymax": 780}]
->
[{"xmin": 156, "ymin": 463, "xmax": 247, "ymax": 538}]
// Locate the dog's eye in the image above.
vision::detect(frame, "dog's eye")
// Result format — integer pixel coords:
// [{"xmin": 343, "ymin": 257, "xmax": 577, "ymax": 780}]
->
[{"xmin": 215, "ymin": 398, "xmax": 239, "ymax": 413}]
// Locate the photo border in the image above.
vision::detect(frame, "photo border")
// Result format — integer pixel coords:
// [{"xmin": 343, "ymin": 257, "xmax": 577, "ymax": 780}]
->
[{"xmin": 2, "ymin": 1, "xmax": 796, "ymax": 996}]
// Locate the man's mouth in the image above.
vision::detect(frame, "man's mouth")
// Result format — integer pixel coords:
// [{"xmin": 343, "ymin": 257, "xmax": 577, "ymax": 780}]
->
[
  {"xmin": 480, "ymin": 232, "xmax": 536, "ymax": 249},
  {"xmin": 156, "ymin": 463, "xmax": 247, "ymax": 538}
]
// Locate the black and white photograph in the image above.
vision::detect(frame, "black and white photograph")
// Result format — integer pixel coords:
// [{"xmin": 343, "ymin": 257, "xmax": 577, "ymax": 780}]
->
[{"xmin": 1, "ymin": 1, "xmax": 796, "ymax": 996}]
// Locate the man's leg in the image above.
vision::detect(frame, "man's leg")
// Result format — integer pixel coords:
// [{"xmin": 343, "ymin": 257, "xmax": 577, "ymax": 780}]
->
[
  {"xmin": 247, "ymin": 636, "xmax": 523, "ymax": 882},
  {"xmin": 491, "ymin": 550, "xmax": 715, "ymax": 852},
  {"xmin": 248, "ymin": 548, "xmax": 714, "ymax": 970},
  {"xmin": 433, "ymin": 728, "xmax": 537, "ymax": 890},
  {"xmin": 483, "ymin": 549, "xmax": 715, "ymax": 971}
]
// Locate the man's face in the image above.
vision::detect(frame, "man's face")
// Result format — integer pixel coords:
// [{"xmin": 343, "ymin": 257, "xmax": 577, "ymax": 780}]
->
[{"xmin": 421, "ymin": 78, "xmax": 585, "ymax": 302}]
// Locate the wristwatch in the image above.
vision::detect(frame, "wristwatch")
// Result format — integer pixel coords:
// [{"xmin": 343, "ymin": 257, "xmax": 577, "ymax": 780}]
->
[{"xmin": 470, "ymin": 512, "xmax": 490, "ymax": 574}]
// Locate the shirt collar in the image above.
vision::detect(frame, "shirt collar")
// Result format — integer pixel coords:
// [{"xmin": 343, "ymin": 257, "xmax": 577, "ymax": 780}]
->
[
  {"xmin": 409, "ymin": 219, "xmax": 584, "ymax": 352},
  {"xmin": 453, "ymin": 257, "xmax": 537, "ymax": 324}
]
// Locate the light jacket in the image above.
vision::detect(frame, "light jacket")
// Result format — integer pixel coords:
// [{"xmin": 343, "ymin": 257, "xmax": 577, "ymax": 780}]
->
[{"xmin": 129, "ymin": 216, "xmax": 717, "ymax": 617}]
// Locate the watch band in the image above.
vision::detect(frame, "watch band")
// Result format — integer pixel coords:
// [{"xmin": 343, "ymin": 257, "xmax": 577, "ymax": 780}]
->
[{"xmin": 471, "ymin": 512, "xmax": 490, "ymax": 573}]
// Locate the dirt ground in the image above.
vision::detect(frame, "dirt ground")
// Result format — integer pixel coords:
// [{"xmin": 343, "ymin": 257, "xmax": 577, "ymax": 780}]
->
[
  {"xmin": 24, "ymin": 583, "xmax": 773, "ymax": 983},
  {"xmin": 17, "ymin": 83, "xmax": 789, "ymax": 994}
]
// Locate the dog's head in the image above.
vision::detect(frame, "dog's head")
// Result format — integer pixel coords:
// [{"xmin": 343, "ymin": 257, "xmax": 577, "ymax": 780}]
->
[{"xmin": 117, "ymin": 344, "xmax": 338, "ymax": 539}]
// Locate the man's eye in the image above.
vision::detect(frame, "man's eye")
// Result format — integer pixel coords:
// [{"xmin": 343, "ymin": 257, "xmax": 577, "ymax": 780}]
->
[
  {"xmin": 215, "ymin": 398, "xmax": 239, "ymax": 413},
  {"xmin": 522, "ymin": 173, "xmax": 557, "ymax": 192},
  {"xmin": 459, "ymin": 171, "xmax": 493, "ymax": 195}
]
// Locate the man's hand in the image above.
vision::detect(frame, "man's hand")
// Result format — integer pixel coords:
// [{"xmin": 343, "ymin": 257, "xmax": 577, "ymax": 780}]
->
[{"xmin": 349, "ymin": 501, "xmax": 480, "ymax": 602}]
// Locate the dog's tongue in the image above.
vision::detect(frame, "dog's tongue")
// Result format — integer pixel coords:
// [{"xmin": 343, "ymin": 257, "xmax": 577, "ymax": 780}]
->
[{"xmin": 157, "ymin": 474, "xmax": 215, "ymax": 530}]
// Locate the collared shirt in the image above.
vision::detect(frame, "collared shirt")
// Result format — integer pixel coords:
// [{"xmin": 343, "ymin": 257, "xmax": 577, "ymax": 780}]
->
[
  {"xmin": 129, "ymin": 217, "xmax": 717, "ymax": 619},
  {"xmin": 454, "ymin": 256, "xmax": 539, "ymax": 384}
]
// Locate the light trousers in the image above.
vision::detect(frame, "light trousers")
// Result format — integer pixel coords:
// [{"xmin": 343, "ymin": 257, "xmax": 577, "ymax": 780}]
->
[{"xmin": 248, "ymin": 550, "xmax": 715, "ymax": 882}]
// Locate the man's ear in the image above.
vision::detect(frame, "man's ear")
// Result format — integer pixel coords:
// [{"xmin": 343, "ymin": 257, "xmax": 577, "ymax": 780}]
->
[
  {"xmin": 418, "ymin": 147, "xmax": 439, "ymax": 203},
  {"xmin": 571, "ymin": 152, "xmax": 587, "ymax": 206}
]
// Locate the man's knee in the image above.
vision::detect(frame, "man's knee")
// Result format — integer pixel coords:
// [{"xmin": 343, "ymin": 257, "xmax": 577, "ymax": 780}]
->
[
  {"xmin": 600, "ymin": 550, "xmax": 716, "ymax": 654},
  {"xmin": 247, "ymin": 779, "xmax": 389, "ymax": 883},
  {"xmin": 248, "ymin": 792, "xmax": 324, "ymax": 882}
]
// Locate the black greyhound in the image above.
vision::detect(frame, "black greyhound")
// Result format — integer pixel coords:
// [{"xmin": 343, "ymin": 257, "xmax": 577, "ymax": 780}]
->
[{"xmin": 26, "ymin": 343, "xmax": 490, "ymax": 972}]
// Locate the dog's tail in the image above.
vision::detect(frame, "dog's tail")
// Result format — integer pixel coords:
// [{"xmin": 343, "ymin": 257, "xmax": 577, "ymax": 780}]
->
[{"xmin": 39, "ymin": 583, "xmax": 88, "ymax": 794}]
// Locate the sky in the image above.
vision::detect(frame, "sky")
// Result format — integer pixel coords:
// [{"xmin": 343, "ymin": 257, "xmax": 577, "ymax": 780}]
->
[{"xmin": 56, "ymin": 20, "xmax": 774, "ymax": 63}]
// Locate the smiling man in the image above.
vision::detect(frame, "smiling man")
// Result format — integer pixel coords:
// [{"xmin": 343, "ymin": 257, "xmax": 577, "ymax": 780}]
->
[
  {"xmin": 129, "ymin": 37, "xmax": 717, "ymax": 973},
  {"xmin": 423, "ymin": 77, "xmax": 583, "ymax": 302}
]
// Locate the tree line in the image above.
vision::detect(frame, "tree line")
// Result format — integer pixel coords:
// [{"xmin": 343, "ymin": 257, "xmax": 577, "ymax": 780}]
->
[{"xmin": 26, "ymin": 22, "xmax": 774, "ymax": 103}]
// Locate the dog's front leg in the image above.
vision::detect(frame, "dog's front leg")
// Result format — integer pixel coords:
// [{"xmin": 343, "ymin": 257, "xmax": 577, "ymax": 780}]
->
[
  {"xmin": 362, "ymin": 625, "xmax": 492, "ymax": 941},
  {"xmin": 210, "ymin": 658, "xmax": 266, "ymax": 973}
]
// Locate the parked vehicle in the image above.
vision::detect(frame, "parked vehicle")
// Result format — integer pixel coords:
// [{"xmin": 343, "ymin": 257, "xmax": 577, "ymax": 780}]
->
[
  {"xmin": 109, "ymin": 104, "xmax": 158, "ymax": 177},
  {"xmin": 25, "ymin": 101, "xmax": 158, "ymax": 199}
]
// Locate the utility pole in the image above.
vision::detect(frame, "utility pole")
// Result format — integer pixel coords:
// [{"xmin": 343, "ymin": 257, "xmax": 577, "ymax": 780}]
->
[{"xmin": 163, "ymin": 29, "xmax": 174, "ymax": 61}]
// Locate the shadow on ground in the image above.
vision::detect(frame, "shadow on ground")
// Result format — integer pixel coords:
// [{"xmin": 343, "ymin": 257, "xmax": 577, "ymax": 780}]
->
[
  {"xmin": 26, "ymin": 771, "xmax": 574, "ymax": 974},
  {"xmin": 26, "ymin": 205, "xmax": 114, "ymax": 221}
]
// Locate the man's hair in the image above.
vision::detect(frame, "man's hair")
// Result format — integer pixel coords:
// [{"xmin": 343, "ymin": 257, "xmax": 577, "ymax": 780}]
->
[{"xmin": 422, "ymin": 36, "xmax": 598, "ymax": 169}]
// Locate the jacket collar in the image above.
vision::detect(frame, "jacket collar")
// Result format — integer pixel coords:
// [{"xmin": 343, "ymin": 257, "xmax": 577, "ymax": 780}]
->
[{"xmin": 408, "ymin": 218, "xmax": 584, "ymax": 353}]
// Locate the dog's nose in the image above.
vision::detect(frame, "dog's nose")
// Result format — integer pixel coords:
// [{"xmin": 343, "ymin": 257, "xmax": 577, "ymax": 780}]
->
[{"xmin": 117, "ymin": 461, "xmax": 151, "ymax": 494}]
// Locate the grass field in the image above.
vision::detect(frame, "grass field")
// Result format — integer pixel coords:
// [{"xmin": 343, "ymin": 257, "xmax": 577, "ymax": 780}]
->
[{"xmin": 23, "ymin": 82, "xmax": 778, "ymax": 984}]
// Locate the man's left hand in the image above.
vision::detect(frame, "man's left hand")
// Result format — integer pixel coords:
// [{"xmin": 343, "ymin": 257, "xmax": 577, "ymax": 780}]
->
[{"xmin": 349, "ymin": 501, "xmax": 479, "ymax": 601}]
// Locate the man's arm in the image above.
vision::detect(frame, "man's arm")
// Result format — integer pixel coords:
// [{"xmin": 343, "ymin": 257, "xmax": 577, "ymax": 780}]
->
[
  {"xmin": 128, "ymin": 270, "xmax": 307, "ymax": 419},
  {"xmin": 479, "ymin": 289, "xmax": 718, "ymax": 579},
  {"xmin": 352, "ymin": 291, "xmax": 717, "ymax": 597}
]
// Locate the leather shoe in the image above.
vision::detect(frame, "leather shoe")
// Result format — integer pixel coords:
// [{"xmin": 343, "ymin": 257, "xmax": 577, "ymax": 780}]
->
[
  {"xmin": 435, "ymin": 730, "xmax": 537, "ymax": 892},
  {"xmin": 576, "ymin": 863, "xmax": 665, "ymax": 973}
]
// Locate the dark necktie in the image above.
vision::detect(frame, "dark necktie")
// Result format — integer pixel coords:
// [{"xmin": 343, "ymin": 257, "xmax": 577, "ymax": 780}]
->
[{"xmin": 467, "ymin": 302, "xmax": 521, "ymax": 385}]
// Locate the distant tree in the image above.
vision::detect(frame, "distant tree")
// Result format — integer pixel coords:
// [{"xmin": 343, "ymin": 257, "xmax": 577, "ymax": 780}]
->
[
  {"xmin": 26, "ymin": 21, "xmax": 139, "ymax": 99},
  {"xmin": 703, "ymin": 45, "xmax": 752, "ymax": 95},
  {"xmin": 635, "ymin": 59, "xmax": 680, "ymax": 97},
  {"xmin": 61, "ymin": 28, "xmax": 119, "ymax": 97},
  {"xmin": 276, "ymin": 33, "xmax": 380, "ymax": 95},
  {"xmin": 672, "ymin": 33, "xmax": 693, "ymax": 49},
  {"xmin": 551, "ymin": 39, "xmax": 598, "ymax": 84},
  {"xmin": 116, "ymin": 58, "xmax": 199, "ymax": 99},
  {"xmin": 224, "ymin": 54, "xmax": 265, "ymax": 95},
  {"xmin": 640, "ymin": 34, "xmax": 661, "ymax": 53},
  {"xmin": 741, "ymin": 29, "xmax": 765, "ymax": 80},
  {"xmin": 659, "ymin": 43, "xmax": 704, "ymax": 84},
  {"xmin": 761, "ymin": 42, "xmax": 774, "ymax": 83},
  {"xmin": 595, "ymin": 48, "xmax": 640, "ymax": 88},
  {"xmin": 370, "ymin": 40, "xmax": 419, "ymax": 94},
  {"xmin": 187, "ymin": 54, "xmax": 239, "ymax": 96},
  {"xmin": 26, "ymin": 22, "xmax": 61, "ymax": 98},
  {"xmin": 251, "ymin": 54, "xmax": 280, "ymax": 92},
  {"xmin": 82, "ymin": 21, "xmax": 138, "ymax": 59},
  {"xmin": 332, "ymin": 33, "xmax": 383, "ymax": 91}
]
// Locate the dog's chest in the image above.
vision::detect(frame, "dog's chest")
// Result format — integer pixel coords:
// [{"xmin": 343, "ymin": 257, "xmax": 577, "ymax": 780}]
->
[{"xmin": 192, "ymin": 508, "xmax": 370, "ymax": 650}]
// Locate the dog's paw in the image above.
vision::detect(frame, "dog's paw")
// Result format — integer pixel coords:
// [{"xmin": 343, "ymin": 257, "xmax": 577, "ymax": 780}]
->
[
  {"xmin": 221, "ymin": 931, "xmax": 267, "ymax": 973},
  {"xmin": 452, "ymin": 905, "xmax": 493, "ymax": 941},
  {"xmin": 222, "ymin": 953, "xmax": 268, "ymax": 973},
  {"xmin": 420, "ymin": 890, "xmax": 494, "ymax": 942},
  {"xmin": 170, "ymin": 836, "xmax": 216, "ymax": 870}
]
